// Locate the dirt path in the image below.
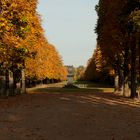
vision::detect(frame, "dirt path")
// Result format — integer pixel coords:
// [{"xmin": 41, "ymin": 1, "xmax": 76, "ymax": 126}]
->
[{"xmin": 0, "ymin": 87, "xmax": 140, "ymax": 140}]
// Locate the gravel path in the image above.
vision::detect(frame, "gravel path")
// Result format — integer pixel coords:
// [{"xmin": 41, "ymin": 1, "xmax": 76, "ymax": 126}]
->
[{"xmin": 0, "ymin": 88, "xmax": 140, "ymax": 140}]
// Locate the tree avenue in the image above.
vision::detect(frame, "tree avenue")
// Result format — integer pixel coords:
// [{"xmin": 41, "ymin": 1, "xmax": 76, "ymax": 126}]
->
[
  {"xmin": 84, "ymin": 0, "xmax": 140, "ymax": 98},
  {"xmin": 0, "ymin": 0, "xmax": 67, "ymax": 97}
]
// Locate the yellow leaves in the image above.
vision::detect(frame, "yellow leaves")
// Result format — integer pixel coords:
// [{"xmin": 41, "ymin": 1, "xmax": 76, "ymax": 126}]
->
[
  {"xmin": 2, "ymin": 33, "xmax": 22, "ymax": 48},
  {"xmin": 0, "ymin": 0, "xmax": 66, "ymax": 81},
  {"xmin": 26, "ymin": 41, "xmax": 67, "ymax": 80},
  {"xmin": 0, "ymin": 22, "xmax": 6, "ymax": 27},
  {"xmin": 0, "ymin": 17, "xmax": 7, "ymax": 29},
  {"xmin": 0, "ymin": 0, "xmax": 33, "ymax": 59}
]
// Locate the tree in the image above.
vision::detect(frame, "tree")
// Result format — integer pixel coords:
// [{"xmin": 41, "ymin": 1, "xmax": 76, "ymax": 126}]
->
[
  {"xmin": 26, "ymin": 41, "xmax": 67, "ymax": 84},
  {"xmin": 0, "ymin": 0, "xmax": 67, "ymax": 96},
  {"xmin": 0, "ymin": 0, "xmax": 36, "ymax": 95},
  {"xmin": 95, "ymin": 0, "xmax": 140, "ymax": 97},
  {"xmin": 119, "ymin": 0, "xmax": 140, "ymax": 97},
  {"xmin": 74, "ymin": 66, "xmax": 85, "ymax": 81}
]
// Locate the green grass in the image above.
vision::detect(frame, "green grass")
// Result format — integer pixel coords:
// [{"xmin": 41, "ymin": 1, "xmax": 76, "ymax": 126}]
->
[{"xmin": 27, "ymin": 81, "xmax": 114, "ymax": 94}]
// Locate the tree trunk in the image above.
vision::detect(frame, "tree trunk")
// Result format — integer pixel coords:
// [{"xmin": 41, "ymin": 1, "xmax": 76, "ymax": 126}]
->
[
  {"xmin": 118, "ymin": 69, "xmax": 123, "ymax": 95},
  {"xmin": 13, "ymin": 71, "xmax": 18, "ymax": 95},
  {"xmin": 137, "ymin": 33, "xmax": 140, "ymax": 98},
  {"xmin": 130, "ymin": 36, "xmax": 137, "ymax": 98},
  {"xmin": 114, "ymin": 67, "xmax": 123, "ymax": 94},
  {"xmin": 114, "ymin": 74, "xmax": 119, "ymax": 93},
  {"xmin": 123, "ymin": 45, "xmax": 130, "ymax": 97},
  {"xmin": 0, "ymin": 69, "xmax": 10, "ymax": 97},
  {"xmin": 9, "ymin": 71, "xmax": 15, "ymax": 96},
  {"xmin": 138, "ymin": 37, "xmax": 140, "ymax": 98},
  {"xmin": 5, "ymin": 69, "xmax": 9, "ymax": 97},
  {"xmin": 21, "ymin": 69, "xmax": 26, "ymax": 94},
  {"xmin": 0, "ymin": 70, "xmax": 6, "ymax": 98}
]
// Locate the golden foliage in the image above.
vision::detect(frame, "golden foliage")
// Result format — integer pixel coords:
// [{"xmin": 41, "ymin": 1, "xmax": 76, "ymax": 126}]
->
[{"xmin": 0, "ymin": 0, "xmax": 67, "ymax": 81}]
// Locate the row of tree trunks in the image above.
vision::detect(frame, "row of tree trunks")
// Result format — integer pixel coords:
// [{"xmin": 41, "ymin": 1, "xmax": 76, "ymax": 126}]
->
[
  {"xmin": 0, "ymin": 69, "xmax": 26, "ymax": 98},
  {"xmin": 114, "ymin": 33, "xmax": 139, "ymax": 98}
]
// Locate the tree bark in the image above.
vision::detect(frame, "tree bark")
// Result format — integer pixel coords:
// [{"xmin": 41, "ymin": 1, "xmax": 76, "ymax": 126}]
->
[
  {"xmin": 138, "ymin": 41, "xmax": 140, "ymax": 98},
  {"xmin": 130, "ymin": 35, "xmax": 137, "ymax": 98},
  {"xmin": 21, "ymin": 69, "xmax": 26, "ymax": 94},
  {"xmin": 114, "ymin": 74, "xmax": 119, "ymax": 92},
  {"xmin": 5, "ymin": 69, "xmax": 9, "ymax": 97},
  {"xmin": 123, "ymin": 44, "xmax": 130, "ymax": 97},
  {"xmin": 0, "ymin": 70, "xmax": 6, "ymax": 98},
  {"xmin": 138, "ymin": 33, "xmax": 140, "ymax": 98},
  {"xmin": 118, "ymin": 69, "xmax": 123, "ymax": 94}
]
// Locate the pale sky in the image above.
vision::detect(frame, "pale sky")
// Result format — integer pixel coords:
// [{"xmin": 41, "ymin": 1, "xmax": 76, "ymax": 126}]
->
[{"xmin": 37, "ymin": 0, "xmax": 98, "ymax": 67}]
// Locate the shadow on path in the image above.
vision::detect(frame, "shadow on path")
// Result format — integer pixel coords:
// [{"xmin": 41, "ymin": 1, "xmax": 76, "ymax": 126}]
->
[{"xmin": 0, "ymin": 84, "xmax": 140, "ymax": 140}]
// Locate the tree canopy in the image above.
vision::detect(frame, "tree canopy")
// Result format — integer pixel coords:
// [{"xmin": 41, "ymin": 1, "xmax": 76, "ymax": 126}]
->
[{"xmin": 0, "ymin": 0, "xmax": 67, "ymax": 95}]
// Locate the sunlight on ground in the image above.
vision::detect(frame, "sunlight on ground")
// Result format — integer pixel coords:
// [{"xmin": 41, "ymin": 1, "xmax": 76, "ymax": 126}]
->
[
  {"xmin": 27, "ymin": 82, "xmax": 114, "ymax": 94},
  {"xmin": 1, "ymin": 82, "xmax": 140, "ymax": 140},
  {"xmin": 26, "ymin": 82, "xmax": 140, "ymax": 108}
]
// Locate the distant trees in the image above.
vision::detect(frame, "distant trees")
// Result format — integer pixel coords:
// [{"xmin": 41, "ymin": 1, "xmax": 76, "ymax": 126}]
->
[
  {"xmin": 0, "ymin": 0, "xmax": 67, "ymax": 97},
  {"xmin": 83, "ymin": 46, "xmax": 114, "ymax": 85},
  {"xmin": 90, "ymin": 0, "xmax": 140, "ymax": 98},
  {"xmin": 74, "ymin": 66, "xmax": 85, "ymax": 81},
  {"xmin": 25, "ymin": 38, "xmax": 67, "ymax": 84}
]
